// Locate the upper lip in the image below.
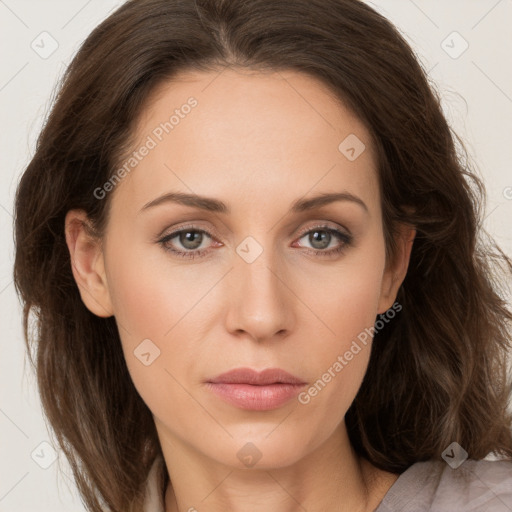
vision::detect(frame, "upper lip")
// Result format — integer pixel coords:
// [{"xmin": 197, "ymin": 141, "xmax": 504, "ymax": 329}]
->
[{"xmin": 207, "ymin": 367, "xmax": 306, "ymax": 385}]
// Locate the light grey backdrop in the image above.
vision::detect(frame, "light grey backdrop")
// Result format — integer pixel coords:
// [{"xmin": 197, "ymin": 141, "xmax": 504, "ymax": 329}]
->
[{"xmin": 1, "ymin": 1, "xmax": 511, "ymax": 510}]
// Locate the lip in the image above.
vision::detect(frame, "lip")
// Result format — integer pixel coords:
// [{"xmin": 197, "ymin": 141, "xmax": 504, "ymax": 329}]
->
[{"xmin": 205, "ymin": 367, "xmax": 307, "ymax": 411}]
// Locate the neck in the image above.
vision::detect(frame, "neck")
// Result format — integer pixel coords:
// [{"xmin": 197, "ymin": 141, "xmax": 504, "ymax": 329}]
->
[{"xmin": 158, "ymin": 421, "xmax": 397, "ymax": 512}]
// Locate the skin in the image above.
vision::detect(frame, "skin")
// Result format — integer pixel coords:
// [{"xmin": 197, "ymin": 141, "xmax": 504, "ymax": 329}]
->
[{"xmin": 65, "ymin": 67, "xmax": 416, "ymax": 512}]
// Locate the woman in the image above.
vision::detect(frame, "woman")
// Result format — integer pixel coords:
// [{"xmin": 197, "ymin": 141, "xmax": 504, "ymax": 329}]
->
[{"xmin": 13, "ymin": 0, "xmax": 512, "ymax": 511}]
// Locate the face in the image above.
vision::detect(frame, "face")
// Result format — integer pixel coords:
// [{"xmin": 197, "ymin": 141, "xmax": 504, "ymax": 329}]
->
[{"xmin": 67, "ymin": 67, "xmax": 413, "ymax": 470}]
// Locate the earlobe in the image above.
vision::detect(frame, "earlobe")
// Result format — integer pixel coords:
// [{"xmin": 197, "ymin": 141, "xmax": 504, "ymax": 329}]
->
[
  {"xmin": 64, "ymin": 210, "xmax": 114, "ymax": 318},
  {"xmin": 377, "ymin": 224, "xmax": 416, "ymax": 314}
]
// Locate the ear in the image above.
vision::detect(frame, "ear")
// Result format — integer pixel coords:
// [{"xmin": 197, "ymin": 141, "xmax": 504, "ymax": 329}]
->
[
  {"xmin": 377, "ymin": 222, "xmax": 416, "ymax": 314},
  {"xmin": 64, "ymin": 209, "xmax": 114, "ymax": 318}
]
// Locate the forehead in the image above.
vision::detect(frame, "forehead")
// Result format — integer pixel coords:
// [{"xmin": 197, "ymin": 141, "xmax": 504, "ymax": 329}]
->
[{"xmin": 110, "ymin": 67, "xmax": 379, "ymax": 218}]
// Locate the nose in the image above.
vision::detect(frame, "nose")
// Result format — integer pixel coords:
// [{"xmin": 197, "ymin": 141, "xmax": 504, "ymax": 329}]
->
[{"xmin": 224, "ymin": 243, "xmax": 296, "ymax": 343}]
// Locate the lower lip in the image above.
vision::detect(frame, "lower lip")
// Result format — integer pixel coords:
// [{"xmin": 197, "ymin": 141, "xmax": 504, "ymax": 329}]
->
[{"xmin": 205, "ymin": 382, "xmax": 305, "ymax": 411}]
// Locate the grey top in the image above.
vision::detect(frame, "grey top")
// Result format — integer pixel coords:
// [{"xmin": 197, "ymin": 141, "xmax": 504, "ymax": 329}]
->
[
  {"xmin": 143, "ymin": 455, "xmax": 512, "ymax": 511},
  {"xmin": 375, "ymin": 458, "xmax": 512, "ymax": 511}
]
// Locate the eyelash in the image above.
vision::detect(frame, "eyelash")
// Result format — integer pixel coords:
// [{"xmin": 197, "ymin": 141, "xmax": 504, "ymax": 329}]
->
[{"xmin": 157, "ymin": 223, "xmax": 353, "ymax": 260}]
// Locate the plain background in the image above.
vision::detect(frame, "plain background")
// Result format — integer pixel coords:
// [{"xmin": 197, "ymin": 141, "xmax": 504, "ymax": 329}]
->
[{"xmin": 1, "ymin": 1, "xmax": 511, "ymax": 510}]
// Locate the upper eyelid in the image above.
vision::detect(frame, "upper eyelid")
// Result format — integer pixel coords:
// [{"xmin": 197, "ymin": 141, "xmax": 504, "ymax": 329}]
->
[
  {"xmin": 296, "ymin": 223, "xmax": 349, "ymax": 237},
  {"xmin": 160, "ymin": 224, "xmax": 215, "ymax": 241}
]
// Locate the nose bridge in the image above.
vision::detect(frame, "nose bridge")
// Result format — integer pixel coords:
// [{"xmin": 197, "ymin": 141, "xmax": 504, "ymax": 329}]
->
[{"xmin": 225, "ymin": 234, "xmax": 294, "ymax": 341}]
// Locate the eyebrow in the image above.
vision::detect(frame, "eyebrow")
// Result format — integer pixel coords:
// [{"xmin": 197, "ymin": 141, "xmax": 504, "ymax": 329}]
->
[{"xmin": 140, "ymin": 191, "xmax": 368, "ymax": 214}]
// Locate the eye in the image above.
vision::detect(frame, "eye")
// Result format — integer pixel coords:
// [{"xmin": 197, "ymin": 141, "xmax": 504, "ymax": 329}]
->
[
  {"xmin": 157, "ymin": 223, "xmax": 353, "ymax": 260},
  {"xmin": 294, "ymin": 225, "xmax": 353, "ymax": 257},
  {"xmin": 158, "ymin": 226, "xmax": 215, "ymax": 259},
  {"xmin": 171, "ymin": 230, "xmax": 207, "ymax": 250}
]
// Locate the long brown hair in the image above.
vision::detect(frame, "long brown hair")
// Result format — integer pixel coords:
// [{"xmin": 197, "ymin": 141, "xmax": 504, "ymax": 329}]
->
[{"xmin": 13, "ymin": 0, "xmax": 512, "ymax": 510}]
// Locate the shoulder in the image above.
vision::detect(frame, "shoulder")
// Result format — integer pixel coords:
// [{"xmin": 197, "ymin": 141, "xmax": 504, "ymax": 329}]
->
[{"xmin": 376, "ymin": 457, "xmax": 512, "ymax": 512}]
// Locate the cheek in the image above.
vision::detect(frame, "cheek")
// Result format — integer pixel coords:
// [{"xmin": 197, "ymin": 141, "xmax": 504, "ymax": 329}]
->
[
  {"xmin": 104, "ymin": 232, "xmax": 202, "ymax": 341},
  {"xmin": 298, "ymin": 227, "xmax": 386, "ymax": 342},
  {"xmin": 102, "ymin": 235, "xmax": 223, "ymax": 415},
  {"xmin": 105, "ymin": 255, "xmax": 201, "ymax": 429},
  {"xmin": 292, "ymin": 231, "xmax": 386, "ymax": 420}
]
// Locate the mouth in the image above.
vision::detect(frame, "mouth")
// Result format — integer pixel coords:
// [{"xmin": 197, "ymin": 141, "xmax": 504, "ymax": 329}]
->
[{"xmin": 205, "ymin": 367, "xmax": 307, "ymax": 411}]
